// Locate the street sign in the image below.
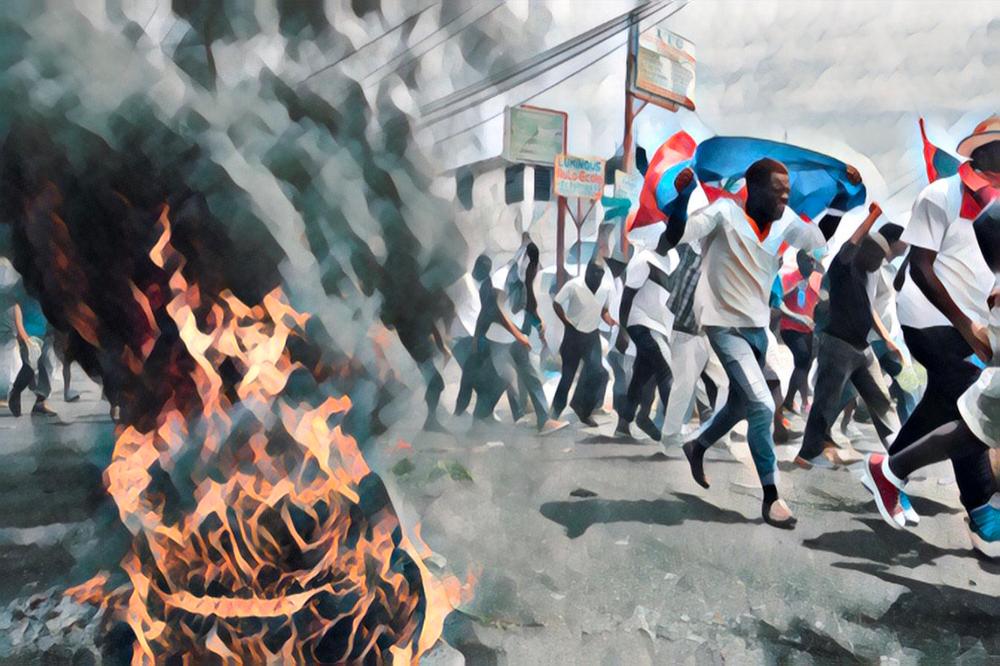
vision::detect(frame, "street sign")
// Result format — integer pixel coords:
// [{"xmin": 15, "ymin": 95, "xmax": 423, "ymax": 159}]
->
[
  {"xmin": 614, "ymin": 169, "xmax": 644, "ymax": 208},
  {"xmin": 554, "ymin": 154, "xmax": 606, "ymax": 200},
  {"xmin": 503, "ymin": 105, "xmax": 568, "ymax": 166},
  {"xmin": 629, "ymin": 25, "xmax": 696, "ymax": 111}
]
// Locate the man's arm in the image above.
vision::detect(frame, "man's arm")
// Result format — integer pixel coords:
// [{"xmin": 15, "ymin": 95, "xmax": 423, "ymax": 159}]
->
[
  {"xmin": 494, "ymin": 288, "xmax": 531, "ymax": 347},
  {"xmin": 870, "ymin": 307, "xmax": 902, "ymax": 360},
  {"xmin": 848, "ymin": 202, "xmax": 883, "ymax": 245},
  {"xmin": 910, "ymin": 248, "xmax": 990, "ymax": 360},
  {"xmin": 817, "ymin": 165, "xmax": 865, "ymax": 240},
  {"xmin": 601, "ymin": 306, "xmax": 616, "ymax": 327},
  {"xmin": 616, "ymin": 287, "xmax": 638, "ymax": 352},
  {"xmin": 552, "ymin": 302, "xmax": 571, "ymax": 328},
  {"xmin": 12, "ymin": 304, "xmax": 28, "ymax": 344}
]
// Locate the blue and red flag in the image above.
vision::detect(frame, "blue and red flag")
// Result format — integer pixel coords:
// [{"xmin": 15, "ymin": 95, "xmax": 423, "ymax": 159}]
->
[
  {"xmin": 918, "ymin": 118, "xmax": 960, "ymax": 183},
  {"xmin": 630, "ymin": 134, "xmax": 866, "ymax": 231},
  {"xmin": 628, "ymin": 131, "xmax": 696, "ymax": 231}
]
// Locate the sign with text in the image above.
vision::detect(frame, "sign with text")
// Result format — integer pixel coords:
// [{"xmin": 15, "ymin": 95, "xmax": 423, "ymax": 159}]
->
[
  {"xmin": 503, "ymin": 105, "xmax": 568, "ymax": 166},
  {"xmin": 614, "ymin": 169, "xmax": 644, "ymax": 208},
  {"xmin": 630, "ymin": 26, "xmax": 696, "ymax": 111},
  {"xmin": 554, "ymin": 154, "xmax": 606, "ymax": 200}
]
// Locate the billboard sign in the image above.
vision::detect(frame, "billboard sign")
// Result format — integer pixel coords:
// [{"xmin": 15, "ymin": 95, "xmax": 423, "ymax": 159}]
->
[
  {"xmin": 630, "ymin": 26, "xmax": 696, "ymax": 111},
  {"xmin": 554, "ymin": 154, "xmax": 606, "ymax": 200},
  {"xmin": 503, "ymin": 105, "xmax": 568, "ymax": 166}
]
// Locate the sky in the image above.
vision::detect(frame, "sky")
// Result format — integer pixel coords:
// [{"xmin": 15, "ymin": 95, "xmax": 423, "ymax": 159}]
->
[{"xmin": 423, "ymin": 0, "xmax": 1000, "ymax": 223}]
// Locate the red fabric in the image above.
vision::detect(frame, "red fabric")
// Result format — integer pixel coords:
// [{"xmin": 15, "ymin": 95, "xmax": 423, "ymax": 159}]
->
[
  {"xmin": 959, "ymin": 162, "xmax": 1000, "ymax": 220},
  {"xmin": 779, "ymin": 270, "xmax": 821, "ymax": 333},
  {"xmin": 630, "ymin": 131, "xmax": 697, "ymax": 230}
]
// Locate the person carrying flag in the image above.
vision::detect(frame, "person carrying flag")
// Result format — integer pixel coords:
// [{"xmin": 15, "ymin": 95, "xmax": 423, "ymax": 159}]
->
[
  {"xmin": 864, "ymin": 198, "xmax": 1000, "ymax": 558},
  {"xmin": 880, "ymin": 116, "xmax": 1000, "ymax": 544},
  {"xmin": 673, "ymin": 156, "xmax": 863, "ymax": 529}
]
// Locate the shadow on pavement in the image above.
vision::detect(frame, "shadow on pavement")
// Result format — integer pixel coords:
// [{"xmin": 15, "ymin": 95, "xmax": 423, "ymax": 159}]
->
[
  {"xmin": 577, "ymin": 434, "xmax": 652, "ymax": 446},
  {"xmin": 802, "ymin": 517, "xmax": 979, "ymax": 568},
  {"xmin": 832, "ymin": 561, "xmax": 1000, "ymax": 660},
  {"xmin": 540, "ymin": 491, "xmax": 761, "ymax": 538}
]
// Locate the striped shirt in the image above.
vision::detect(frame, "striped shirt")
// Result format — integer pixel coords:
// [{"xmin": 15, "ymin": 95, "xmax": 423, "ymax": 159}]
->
[{"xmin": 666, "ymin": 244, "xmax": 703, "ymax": 335}]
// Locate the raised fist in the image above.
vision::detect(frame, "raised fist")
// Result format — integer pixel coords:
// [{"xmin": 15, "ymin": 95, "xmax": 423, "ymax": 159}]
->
[{"xmin": 674, "ymin": 167, "xmax": 695, "ymax": 193}]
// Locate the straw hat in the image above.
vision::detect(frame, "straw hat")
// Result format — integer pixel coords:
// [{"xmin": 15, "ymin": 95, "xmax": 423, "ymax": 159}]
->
[{"xmin": 957, "ymin": 115, "xmax": 1000, "ymax": 157}]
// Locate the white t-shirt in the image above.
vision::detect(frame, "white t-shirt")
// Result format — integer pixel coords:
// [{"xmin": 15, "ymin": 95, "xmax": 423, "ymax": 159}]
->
[
  {"xmin": 682, "ymin": 198, "xmax": 827, "ymax": 328},
  {"xmin": 486, "ymin": 266, "xmax": 515, "ymax": 343},
  {"xmin": 897, "ymin": 175, "xmax": 993, "ymax": 329},
  {"xmin": 446, "ymin": 273, "xmax": 480, "ymax": 339},
  {"xmin": 554, "ymin": 276, "xmax": 609, "ymax": 334},
  {"xmin": 868, "ymin": 261, "xmax": 902, "ymax": 343},
  {"xmin": 624, "ymin": 249, "xmax": 677, "ymax": 337}
]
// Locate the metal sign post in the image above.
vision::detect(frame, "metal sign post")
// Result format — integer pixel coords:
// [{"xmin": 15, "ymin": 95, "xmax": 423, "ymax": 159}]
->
[
  {"xmin": 619, "ymin": 13, "xmax": 695, "ymax": 253},
  {"xmin": 553, "ymin": 154, "xmax": 606, "ymax": 288}
]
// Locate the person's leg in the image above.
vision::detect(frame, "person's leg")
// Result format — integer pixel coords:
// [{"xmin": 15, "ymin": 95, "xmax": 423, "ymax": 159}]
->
[
  {"xmin": 472, "ymin": 342, "xmax": 507, "ymax": 421},
  {"xmin": 453, "ymin": 337, "xmax": 477, "ymax": 416},
  {"xmin": 889, "ymin": 326, "xmax": 995, "ymax": 514},
  {"xmin": 798, "ymin": 334, "xmax": 861, "ymax": 461},
  {"xmin": 573, "ymin": 331, "xmax": 607, "ymax": 420},
  {"xmin": 607, "ymin": 347, "xmax": 629, "ymax": 414},
  {"xmin": 418, "ymin": 358, "xmax": 446, "ymax": 431},
  {"xmin": 849, "ymin": 347, "xmax": 900, "ymax": 448},
  {"xmin": 620, "ymin": 326, "xmax": 656, "ymax": 424},
  {"xmin": 686, "ymin": 327, "xmax": 793, "ymax": 526},
  {"xmin": 781, "ymin": 330, "xmax": 809, "ymax": 410},
  {"xmin": 663, "ymin": 331, "xmax": 707, "ymax": 444},
  {"xmin": 865, "ymin": 420, "xmax": 994, "ymax": 530},
  {"xmin": 510, "ymin": 342, "xmax": 552, "ymax": 429},
  {"xmin": 889, "ymin": 421, "xmax": 988, "ymax": 480},
  {"xmin": 551, "ymin": 328, "xmax": 584, "ymax": 419},
  {"xmin": 8, "ymin": 339, "xmax": 37, "ymax": 417}
]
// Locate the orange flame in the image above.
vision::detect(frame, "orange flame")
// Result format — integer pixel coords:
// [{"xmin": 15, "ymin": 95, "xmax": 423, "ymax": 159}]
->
[{"xmin": 98, "ymin": 207, "xmax": 461, "ymax": 663}]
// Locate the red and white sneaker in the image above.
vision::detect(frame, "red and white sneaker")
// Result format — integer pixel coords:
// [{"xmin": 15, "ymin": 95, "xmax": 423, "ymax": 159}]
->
[{"xmin": 862, "ymin": 454, "xmax": 905, "ymax": 529}]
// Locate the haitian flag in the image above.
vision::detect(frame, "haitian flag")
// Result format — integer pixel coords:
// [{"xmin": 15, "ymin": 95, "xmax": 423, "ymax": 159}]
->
[
  {"xmin": 693, "ymin": 137, "xmax": 866, "ymax": 221},
  {"xmin": 629, "ymin": 134, "xmax": 866, "ymax": 231},
  {"xmin": 628, "ymin": 131, "xmax": 697, "ymax": 231},
  {"xmin": 918, "ymin": 117, "xmax": 960, "ymax": 183}
]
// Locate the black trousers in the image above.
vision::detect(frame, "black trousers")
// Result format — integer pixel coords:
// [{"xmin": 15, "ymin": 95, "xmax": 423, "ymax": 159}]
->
[
  {"xmin": 621, "ymin": 325, "xmax": 672, "ymax": 422},
  {"xmin": 889, "ymin": 326, "xmax": 996, "ymax": 511},
  {"xmin": 552, "ymin": 326, "xmax": 604, "ymax": 418}
]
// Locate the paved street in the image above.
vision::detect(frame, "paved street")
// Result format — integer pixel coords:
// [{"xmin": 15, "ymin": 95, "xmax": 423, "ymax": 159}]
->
[
  {"xmin": 380, "ymin": 350, "xmax": 1000, "ymax": 664},
  {"xmin": 0, "ymin": 358, "xmax": 996, "ymax": 664}
]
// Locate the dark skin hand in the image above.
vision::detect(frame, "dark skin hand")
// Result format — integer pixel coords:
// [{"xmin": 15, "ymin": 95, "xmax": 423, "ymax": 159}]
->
[{"xmin": 910, "ymin": 247, "xmax": 991, "ymax": 361}]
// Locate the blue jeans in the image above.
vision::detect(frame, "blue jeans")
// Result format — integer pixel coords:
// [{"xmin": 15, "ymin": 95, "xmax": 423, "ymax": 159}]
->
[{"xmin": 695, "ymin": 326, "xmax": 777, "ymax": 486}]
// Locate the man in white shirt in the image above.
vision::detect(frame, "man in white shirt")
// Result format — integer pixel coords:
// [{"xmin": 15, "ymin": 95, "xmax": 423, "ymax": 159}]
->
[
  {"xmin": 472, "ymin": 255, "xmax": 569, "ymax": 436},
  {"xmin": 551, "ymin": 262, "xmax": 615, "ymax": 426},
  {"xmin": 886, "ymin": 120, "xmax": 1000, "ymax": 542},
  {"xmin": 676, "ymin": 158, "xmax": 862, "ymax": 528},
  {"xmin": 615, "ymin": 230, "xmax": 678, "ymax": 441}
]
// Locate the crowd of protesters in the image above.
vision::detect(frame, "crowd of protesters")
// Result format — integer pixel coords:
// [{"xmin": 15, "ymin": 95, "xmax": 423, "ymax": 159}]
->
[{"xmin": 396, "ymin": 117, "xmax": 1000, "ymax": 560}]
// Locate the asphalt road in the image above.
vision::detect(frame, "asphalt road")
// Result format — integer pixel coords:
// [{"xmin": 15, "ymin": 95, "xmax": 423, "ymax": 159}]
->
[{"xmin": 0, "ymin": 358, "xmax": 996, "ymax": 664}]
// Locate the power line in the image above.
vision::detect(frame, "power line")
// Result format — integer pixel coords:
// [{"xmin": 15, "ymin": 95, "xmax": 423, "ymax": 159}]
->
[
  {"xmin": 364, "ymin": 3, "xmax": 503, "ymax": 87},
  {"xmin": 302, "ymin": 3, "xmax": 440, "ymax": 83},
  {"xmin": 419, "ymin": 0, "xmax": 673, "ymax": 123},
  {"xmin": 432, "ymin": 1, "xmax": 692, "ymax": 146}
]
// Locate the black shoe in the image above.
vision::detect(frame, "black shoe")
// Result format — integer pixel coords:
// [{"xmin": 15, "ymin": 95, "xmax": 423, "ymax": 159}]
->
[
  {"xmin": 572, "ymin": 407, "xmax": 598, "ymax": 428},
  {"xmin": 762, "ymin": 498, "xmax": 798, "ymax": 530},
  {"xmin": 614, "ymin": 418, "xmax": 633, "ymax": 439},
  {"xmin": 31, "ymin": 402, "xmax": 57, "ymax": 417},
  {"xmin": 682, "ymin": 440, "xmax": 710, "ymax": 489},
  {"xmin": 63, "ymin": 391, "xmax": 81, "ymax": 403},
  {"xmin": 422, "ymin": 416, "xmax": 449, "ymax": 433},
  {"xmin": 8, "ymin": 391, "xmax": 21, "ymax": 417},
  {"xmin": 635, "ymin": 416, "xmax": 662, "ymax": 442}
]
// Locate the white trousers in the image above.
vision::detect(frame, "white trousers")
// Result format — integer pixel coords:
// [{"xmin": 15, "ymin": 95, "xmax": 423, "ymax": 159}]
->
[{"xmin": 663, "ymin": 330, "xmax": 728, "ymax": 444}]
